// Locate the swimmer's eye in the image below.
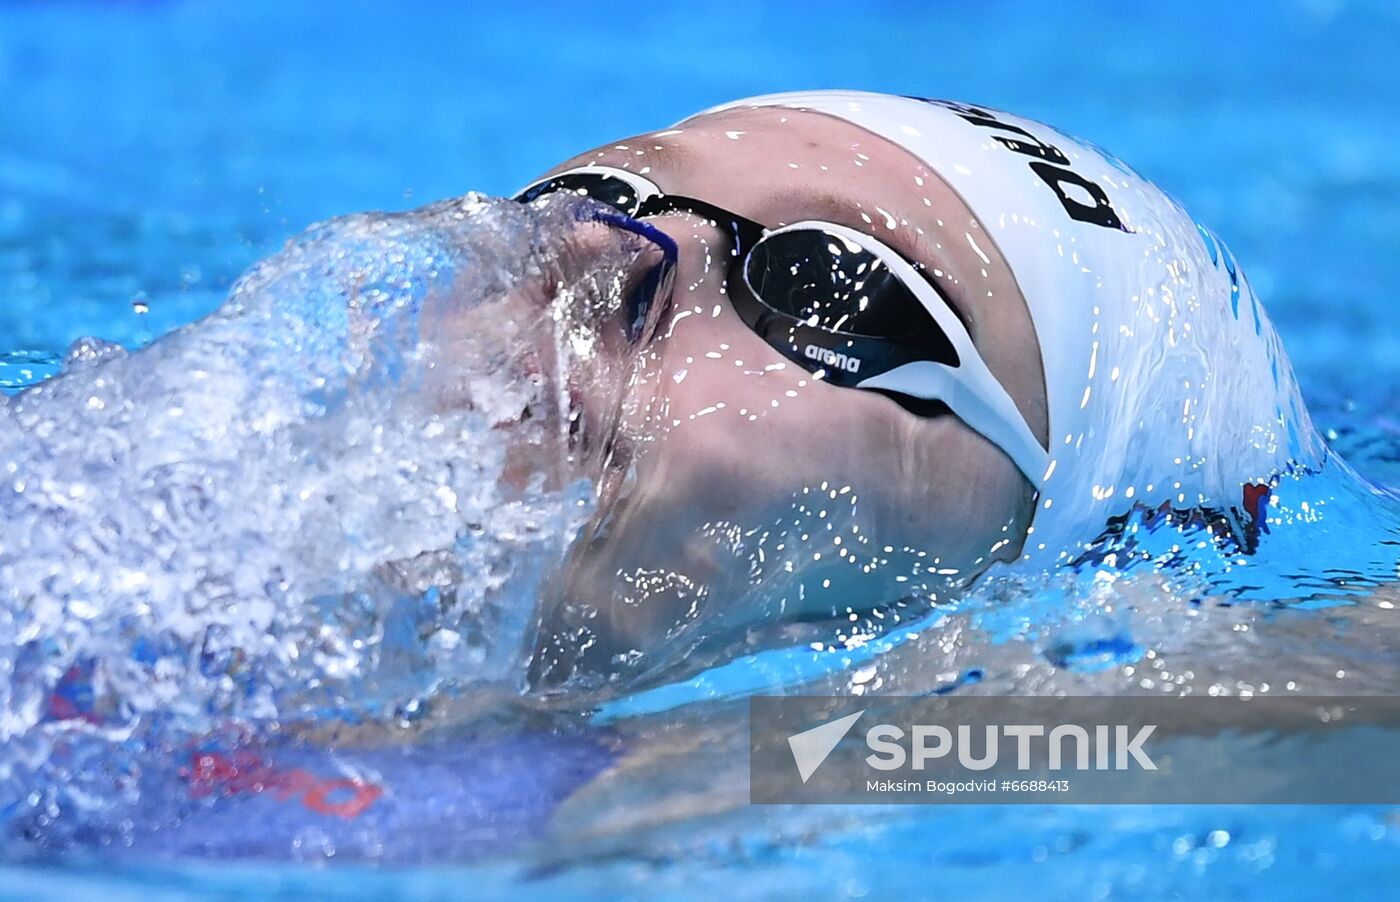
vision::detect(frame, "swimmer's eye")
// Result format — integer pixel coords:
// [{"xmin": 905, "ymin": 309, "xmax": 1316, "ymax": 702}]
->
[{"xmin": 514, "ymin": 170, "xmax": 677, "ymax": 343}]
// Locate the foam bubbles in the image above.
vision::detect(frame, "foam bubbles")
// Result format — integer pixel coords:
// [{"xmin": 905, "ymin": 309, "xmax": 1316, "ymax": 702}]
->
[{"xmin": 0, "ymin": 193, "xmax": 657, "ymax": 834}]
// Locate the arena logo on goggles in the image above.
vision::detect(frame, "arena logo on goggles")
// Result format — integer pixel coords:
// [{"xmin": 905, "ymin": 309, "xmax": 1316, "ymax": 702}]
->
[
  {"xmin": 804, "ymin": 344, "xmax": 862, "ymax": 373},
  {"xmin": 922, "ymin": 99, "xmax": 1129, "ymax": 232}
]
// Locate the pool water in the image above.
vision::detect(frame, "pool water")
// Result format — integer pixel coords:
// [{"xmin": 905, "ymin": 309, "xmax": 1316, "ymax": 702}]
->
[{"xmin": 3, "ymin": 0, "xmax": 1400, "ymax": 898}]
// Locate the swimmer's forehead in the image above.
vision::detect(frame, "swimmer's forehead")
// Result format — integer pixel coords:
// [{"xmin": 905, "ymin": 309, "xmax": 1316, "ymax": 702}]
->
[
  {"xmin": 549, "ymin": 107, "xmax": 956, "ymax": 227},
  {"xmin": 545, "ymin": 108, "xmax": 992, "ymax": 317}
]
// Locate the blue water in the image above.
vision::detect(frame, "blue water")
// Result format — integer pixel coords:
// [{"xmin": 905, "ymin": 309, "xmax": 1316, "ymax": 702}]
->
[{"xmin": 3, "ymin": 0, "xmax": 1400, "ymax": 898}]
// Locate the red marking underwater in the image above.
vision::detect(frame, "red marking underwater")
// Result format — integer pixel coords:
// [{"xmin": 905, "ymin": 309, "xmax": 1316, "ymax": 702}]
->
[
  {"xmin": 183, "ymin": 750, "xmax": 383, "ymax": 819},
  {"xmin": 1243, "ymin": 482, "xmax": 1272, "ymax": 527}
]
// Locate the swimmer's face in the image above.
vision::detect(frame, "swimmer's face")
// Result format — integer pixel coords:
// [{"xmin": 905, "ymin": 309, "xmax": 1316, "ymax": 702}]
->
[{"xmin": 525, "ymin": 107, "xmax": 1050, "ymax": 687}]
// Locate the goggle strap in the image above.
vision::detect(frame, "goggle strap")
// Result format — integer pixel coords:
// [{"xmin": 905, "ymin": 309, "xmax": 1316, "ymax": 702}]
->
[
  {"xmin": 858, "ymin": 359, "xmax": 1048, "ymax": 483},
  {"xmin": 785, "ymin": 220, "xmax": 1047, "ymax": 483}
]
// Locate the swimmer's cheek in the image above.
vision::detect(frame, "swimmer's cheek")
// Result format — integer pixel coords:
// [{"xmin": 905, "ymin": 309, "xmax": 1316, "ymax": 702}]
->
[{"xmin": 526, "ymin": 507, "xmax": 740, "ymax": 691}]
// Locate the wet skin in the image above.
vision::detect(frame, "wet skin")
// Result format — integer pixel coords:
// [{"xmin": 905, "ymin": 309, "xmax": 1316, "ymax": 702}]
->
[{"xmin": 521, "ymin": 107, "xmax": 1051, "ymax": 689}]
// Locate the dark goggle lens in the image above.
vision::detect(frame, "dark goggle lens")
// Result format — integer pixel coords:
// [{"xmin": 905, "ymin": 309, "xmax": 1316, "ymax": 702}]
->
[
  {"xmin": 744, "ymin": 228, "xmax": 959, "ymax": 365},
  {"xmin": 514, "ymin": 173, "xmax": 643, "ymax": 215},
  {"xmin": 746, "ymin": 230, "xmax": 919, "ymax": 339}
]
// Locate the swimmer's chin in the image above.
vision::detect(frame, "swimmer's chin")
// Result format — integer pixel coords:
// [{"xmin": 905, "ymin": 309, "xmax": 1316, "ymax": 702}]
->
[
  {"xmin": 524, "ymin": 562, "xmax": 939, "ymax": 697},
  {"xmin": 522, "ymin": 503, "xmax": 959, "ymax": 697}
]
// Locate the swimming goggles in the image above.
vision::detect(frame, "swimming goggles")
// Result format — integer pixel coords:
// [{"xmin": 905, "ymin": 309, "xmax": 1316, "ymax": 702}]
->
[{"xmin": 514, "ymin": 166, "xmax": 1047, "ymax": 483}]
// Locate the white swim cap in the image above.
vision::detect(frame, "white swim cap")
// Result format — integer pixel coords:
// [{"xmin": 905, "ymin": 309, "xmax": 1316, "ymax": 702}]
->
[{"xmin": 698, "ymin": 91, "xmax": 1323, "ymax": 564}]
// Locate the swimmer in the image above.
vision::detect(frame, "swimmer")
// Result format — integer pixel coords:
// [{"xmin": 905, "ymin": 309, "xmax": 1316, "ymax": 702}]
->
[{"xmin": 518, "ymin": 91, "xmax": 1322, "ymax": 690}]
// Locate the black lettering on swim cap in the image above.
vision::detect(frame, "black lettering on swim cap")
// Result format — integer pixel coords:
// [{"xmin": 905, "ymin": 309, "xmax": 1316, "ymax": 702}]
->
[
  {"xmin": 923, "ymin": 99, "xmax": 1071, "ymax": 166},
  {"xmin": 986, "ymin": 125, "xmax": 1071, "ymax": 166},
  {"xmin": 959, "ymin": 116, "xmax": 1071, "ymax": 166},
  {"xmin": 915, "ymin": 98, "xmax": 1129, "ymax": 233},
  {"xmin": 1029, "ymin": 161, "xmax": 1128, "ymax": 232}
]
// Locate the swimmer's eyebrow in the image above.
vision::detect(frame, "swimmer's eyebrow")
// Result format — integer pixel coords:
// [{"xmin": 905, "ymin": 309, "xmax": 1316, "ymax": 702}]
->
[
  {"xmin": 763, "ymin": 187, "xmax": 845, "ymax": 224},
  {"xmin": 579, "ymin": 139, "xmax": 697, "ymax": 174},
  {"xmin": 642, "ymin": 140, "xmax": 696, "ymax": 170}
]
